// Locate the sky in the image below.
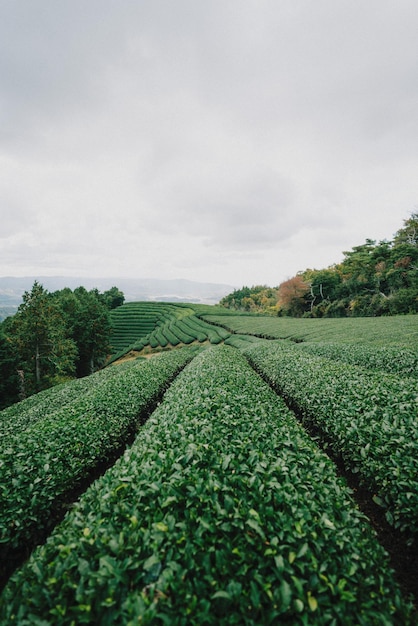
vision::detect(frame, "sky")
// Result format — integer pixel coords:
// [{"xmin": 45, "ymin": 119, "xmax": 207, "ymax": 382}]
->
[{"xmin": 1, "ymin": 1, "xmax": 417, "ymax": 289}]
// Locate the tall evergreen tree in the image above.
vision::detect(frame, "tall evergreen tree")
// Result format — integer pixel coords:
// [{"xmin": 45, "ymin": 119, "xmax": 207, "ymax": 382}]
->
[
  {"xmin": 8, "ymin": 282, "xmax": 77, "ymax": 395},
  {"xmin": 0, "ymin": 319, "xmax": 20, "ymax": 408},
  {"xmin": 102, "ymin": 286, "xmax": 125, "ymax": 309},
  {"xmin": 70, "ymin": 287, "xmax": 112, "ymax": 376}
]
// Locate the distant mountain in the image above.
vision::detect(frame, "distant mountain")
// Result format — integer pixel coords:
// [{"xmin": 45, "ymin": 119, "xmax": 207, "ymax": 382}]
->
[{"xmin": 0, "ymin": 276, "xmax": 236, "ymax": 312}]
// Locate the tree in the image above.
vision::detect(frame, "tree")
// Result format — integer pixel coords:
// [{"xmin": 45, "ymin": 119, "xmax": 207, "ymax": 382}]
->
[
  {"xmin": 393, "ymin": 211, "xmax": 418, "ymax": 246},
  {"xmin": 53, "ymin": 286, "xmax": 112, "ymax": 376},
  {"xmin": 277, "ymin": 275, "xmax": 310, "ymax": 317},
  {"xmin": 338, "ymin": 240, "xmax": 378, "ymax": 293},
  {"xmin": 220, "ymin": 285, "xmax": 279, "ymax": 313},
  {"xmin": 8, "ymin": 282, "xmax": 77, "ymax": 395},
  {"xmin": 102, "ymin": 286, "xmax": 125, "ymax": 310},
  {"xmin": 303, "ymin": 267, "xmax": 342, "ymax": 315},
  {"xmin": 217, "ymin": 212, "xmax": 417, "ymax": 318},
  {"xmin": 0, "ymin": 282, "xmax": 122, "ymax": 408},
  {"xmin": 0, "ymin": 319, "xmax": 20, "ymax": 408},
  {"xmin": 220, "ymin": 286, "xmax": 254, "ymax": 310},
  {"xmin": 70, "ymin": 287, "xmax": 112, "ymax": 376}
]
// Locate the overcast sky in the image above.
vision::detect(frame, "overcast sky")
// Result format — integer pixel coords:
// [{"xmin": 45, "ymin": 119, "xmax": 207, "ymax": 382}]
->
[{"xmin": 1, "ymin": 1, "xmax": 417, "ymax": 288}]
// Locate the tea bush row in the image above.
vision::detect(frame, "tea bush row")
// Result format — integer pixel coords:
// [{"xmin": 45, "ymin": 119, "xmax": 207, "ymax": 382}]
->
[
  {"xmin": 110, "ymin": 303, "xmax": 231, "ymax": 358},
  {"xmin": 143, "ymin": 315, "xmax": 230, "ymax": 349},
  {"xmin": 297, "ymin": 342, "xmax": 418, "ymax": 378},
  {"xmin": 0, "ymin": 348, "xmax": 197, "ymax": 563},
  {"xmin": 244, "ymin": 342, "xmax": 418, "ymax": 538},
  {"xmin": 207, "ymin": 314, "xmax": 418, "ymax": 347},
  {"xmin": 0, "ymin": 361, "xmax": 136, "ymax": 442},
  {"xmin": 109, "ymin": 304, "xmax": 164, "ymax": 352},
  {"xmin": 109, "ymin": 303, "xmax": 187, "ymax": 353},
  {"xmin": 0, "ymin": 346, "xmax": 412, "ymax": 624}
]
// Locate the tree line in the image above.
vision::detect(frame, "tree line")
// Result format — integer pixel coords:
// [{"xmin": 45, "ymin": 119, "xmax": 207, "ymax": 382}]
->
[
  {"xmin": 0, "ymin": 283, "xmax": 124, "ymax": 409},
  {"xmin": 221, "ymin": 212, "xmax": 418, "ymax": 318}
]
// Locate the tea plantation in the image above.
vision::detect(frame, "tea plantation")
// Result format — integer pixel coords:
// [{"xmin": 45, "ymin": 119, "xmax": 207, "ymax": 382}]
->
[
  {"xmin": 1, "ymin": 306, "xmax": 417, "ymax": 624},
  {"xmin": 108, "ymin": 302, "xmax": 230, "ymax": 361}
]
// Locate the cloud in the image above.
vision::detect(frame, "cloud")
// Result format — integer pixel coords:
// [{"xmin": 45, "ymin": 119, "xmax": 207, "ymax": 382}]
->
[{"xmin": 0, "ymin": 1, "xmax": 417, "ymax": 288}]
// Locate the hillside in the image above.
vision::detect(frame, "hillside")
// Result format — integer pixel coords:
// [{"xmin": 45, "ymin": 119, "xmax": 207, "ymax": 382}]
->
[
  {"xmin": 108, "ymin": 302, "xmax": 232, "ymax": 362},
  {"xmin": 1, "ymin": 312, "xmax": 417, "ymax": 621}
]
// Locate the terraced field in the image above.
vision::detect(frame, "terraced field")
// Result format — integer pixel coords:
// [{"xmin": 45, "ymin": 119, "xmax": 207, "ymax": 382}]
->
[
  {"xmin": 1, "ymin": 309, "xmax": 417, "ymax": 623},
  {"xmin": 109, "ymin": 302, "xmax": 231, "ymax": 361}
]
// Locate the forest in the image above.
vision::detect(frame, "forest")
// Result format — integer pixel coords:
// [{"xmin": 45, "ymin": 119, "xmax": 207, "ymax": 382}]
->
[
  {"xmin": 220, "ymin": 212, "xmax": 418, "ymax": 317},
  {"xmin": 0, "ymin": 284, "xmax": 124, "ymax": 409}
]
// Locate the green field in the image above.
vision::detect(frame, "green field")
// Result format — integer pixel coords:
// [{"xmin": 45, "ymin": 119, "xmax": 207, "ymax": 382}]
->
[
  {"xmin": 1, "ymin": 307, "xmax": 417, "ymax": 624},
  {"xmin": 206, "ymin": 313, "xmax": 418, "ymax": 346},
  {"xmin": 109, "ymin": 302, "xmax": 231, "ymax": 361}
]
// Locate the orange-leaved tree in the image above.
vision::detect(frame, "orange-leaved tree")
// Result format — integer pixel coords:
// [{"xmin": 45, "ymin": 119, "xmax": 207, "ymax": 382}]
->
[{"xmin": 277, "ymin": 275, "xmax": 310, "ymax": 317}]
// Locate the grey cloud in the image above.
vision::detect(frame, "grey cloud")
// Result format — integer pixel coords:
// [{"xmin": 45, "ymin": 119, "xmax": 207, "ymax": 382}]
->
[
  {"xmin": 1, "ymin": 1, "xmax": 417, "ymax": 286},
  {"xmin": 0, "ymin": 2, "xmax": 137, "ymax": 133},
  {"xmin": 0, "ymin": 202, "xmax": 35, "ymax": 238}
]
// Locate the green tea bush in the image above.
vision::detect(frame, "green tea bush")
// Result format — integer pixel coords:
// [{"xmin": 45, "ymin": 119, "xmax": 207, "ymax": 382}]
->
[
  {"xmin": 0, "ymin": 346, "xmax": 412, "ymax": 624},
  {"xmin": 0, "ymin": 348, "xmax": 196, "ymax": 562},
  {"xmin": 0, "ymin": 361, "xmax": 135, "ymax": 442},
  {"xmin": 244, "ymin": 342, "xmax": 418, "ymax": 538},
  {"xmin": 207, "ymin": 314, "xmax": 418, "ymax": 346},
  {"xmin": 297, "ymin": 342, "xmax": 418, "ymax": 377},
  {"xmin": 109, "ymin": 303, "xmax": 176, "ymax": 353}
]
